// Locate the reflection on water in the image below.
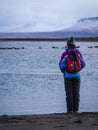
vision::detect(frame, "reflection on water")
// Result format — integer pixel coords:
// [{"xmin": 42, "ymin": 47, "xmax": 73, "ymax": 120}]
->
[{"xmin": 0, "ymin": 41, "xmax": 98, "ymax": 115}]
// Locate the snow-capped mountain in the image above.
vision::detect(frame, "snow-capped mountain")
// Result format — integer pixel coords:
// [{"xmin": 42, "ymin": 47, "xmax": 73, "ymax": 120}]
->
[
  {"xmin": 61, "ymin": 17, "xmax": 98, "ymax": 37},
  {"xmin": 66, "ymin": 17, "xmax": 98, "ymax": 31},
  {"xmin": 0, "ymin": 17, "xmax": 98, "ymax": 38}
]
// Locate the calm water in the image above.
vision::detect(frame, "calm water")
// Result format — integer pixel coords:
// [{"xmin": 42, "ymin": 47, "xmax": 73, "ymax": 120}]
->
[{"xmin": 0, "ymin": 41, "xmax": 98, "ymax": 115}]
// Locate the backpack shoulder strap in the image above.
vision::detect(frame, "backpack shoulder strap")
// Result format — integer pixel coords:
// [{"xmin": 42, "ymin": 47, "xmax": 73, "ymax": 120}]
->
[
  {"xmin": 73, "ymin": 48, "xmax": 77, "ymax": 53},
  {"xmin": 67, "ymin": 49, "xmax": 70, "ymax": 54}
]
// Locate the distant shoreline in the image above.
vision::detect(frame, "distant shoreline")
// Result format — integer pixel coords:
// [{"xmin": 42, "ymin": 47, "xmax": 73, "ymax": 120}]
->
[{"xmin": 0, "ymin": 37, "xmax": 98, "ymax": 42}]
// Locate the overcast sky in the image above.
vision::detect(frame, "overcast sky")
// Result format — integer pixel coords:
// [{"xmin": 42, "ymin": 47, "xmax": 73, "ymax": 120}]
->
[{"xmin": 0, "ymin": 0, "xmax": 98, "ymax": 32}]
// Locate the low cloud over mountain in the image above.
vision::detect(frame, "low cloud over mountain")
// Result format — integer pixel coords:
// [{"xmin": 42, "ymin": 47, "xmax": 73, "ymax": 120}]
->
[{"xmin": 0, "ymin": 17, "xmax": 98, "ymax": 38}]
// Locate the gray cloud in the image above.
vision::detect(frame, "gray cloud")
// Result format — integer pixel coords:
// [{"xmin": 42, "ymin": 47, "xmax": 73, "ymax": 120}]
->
[{"xmin": 0, "ymin": 0, "xmax": 98, "ymax": 32}]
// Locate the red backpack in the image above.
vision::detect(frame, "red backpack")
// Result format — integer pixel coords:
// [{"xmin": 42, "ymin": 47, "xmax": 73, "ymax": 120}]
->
[{"xmin": 65, "ymin": 50, "xmax": 81, "ymax": 73}]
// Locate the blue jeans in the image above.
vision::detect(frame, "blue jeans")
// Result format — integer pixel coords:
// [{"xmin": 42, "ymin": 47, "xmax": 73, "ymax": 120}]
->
[{"xmin": 64, "ymin": 77, "xmax": 80, "ymax": 112}]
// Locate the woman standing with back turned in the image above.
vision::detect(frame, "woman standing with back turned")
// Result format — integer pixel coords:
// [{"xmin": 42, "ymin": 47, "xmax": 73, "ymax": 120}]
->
[{"xmin": 59, "ymin": 37, "xmax": 86, "ymax": 113}]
